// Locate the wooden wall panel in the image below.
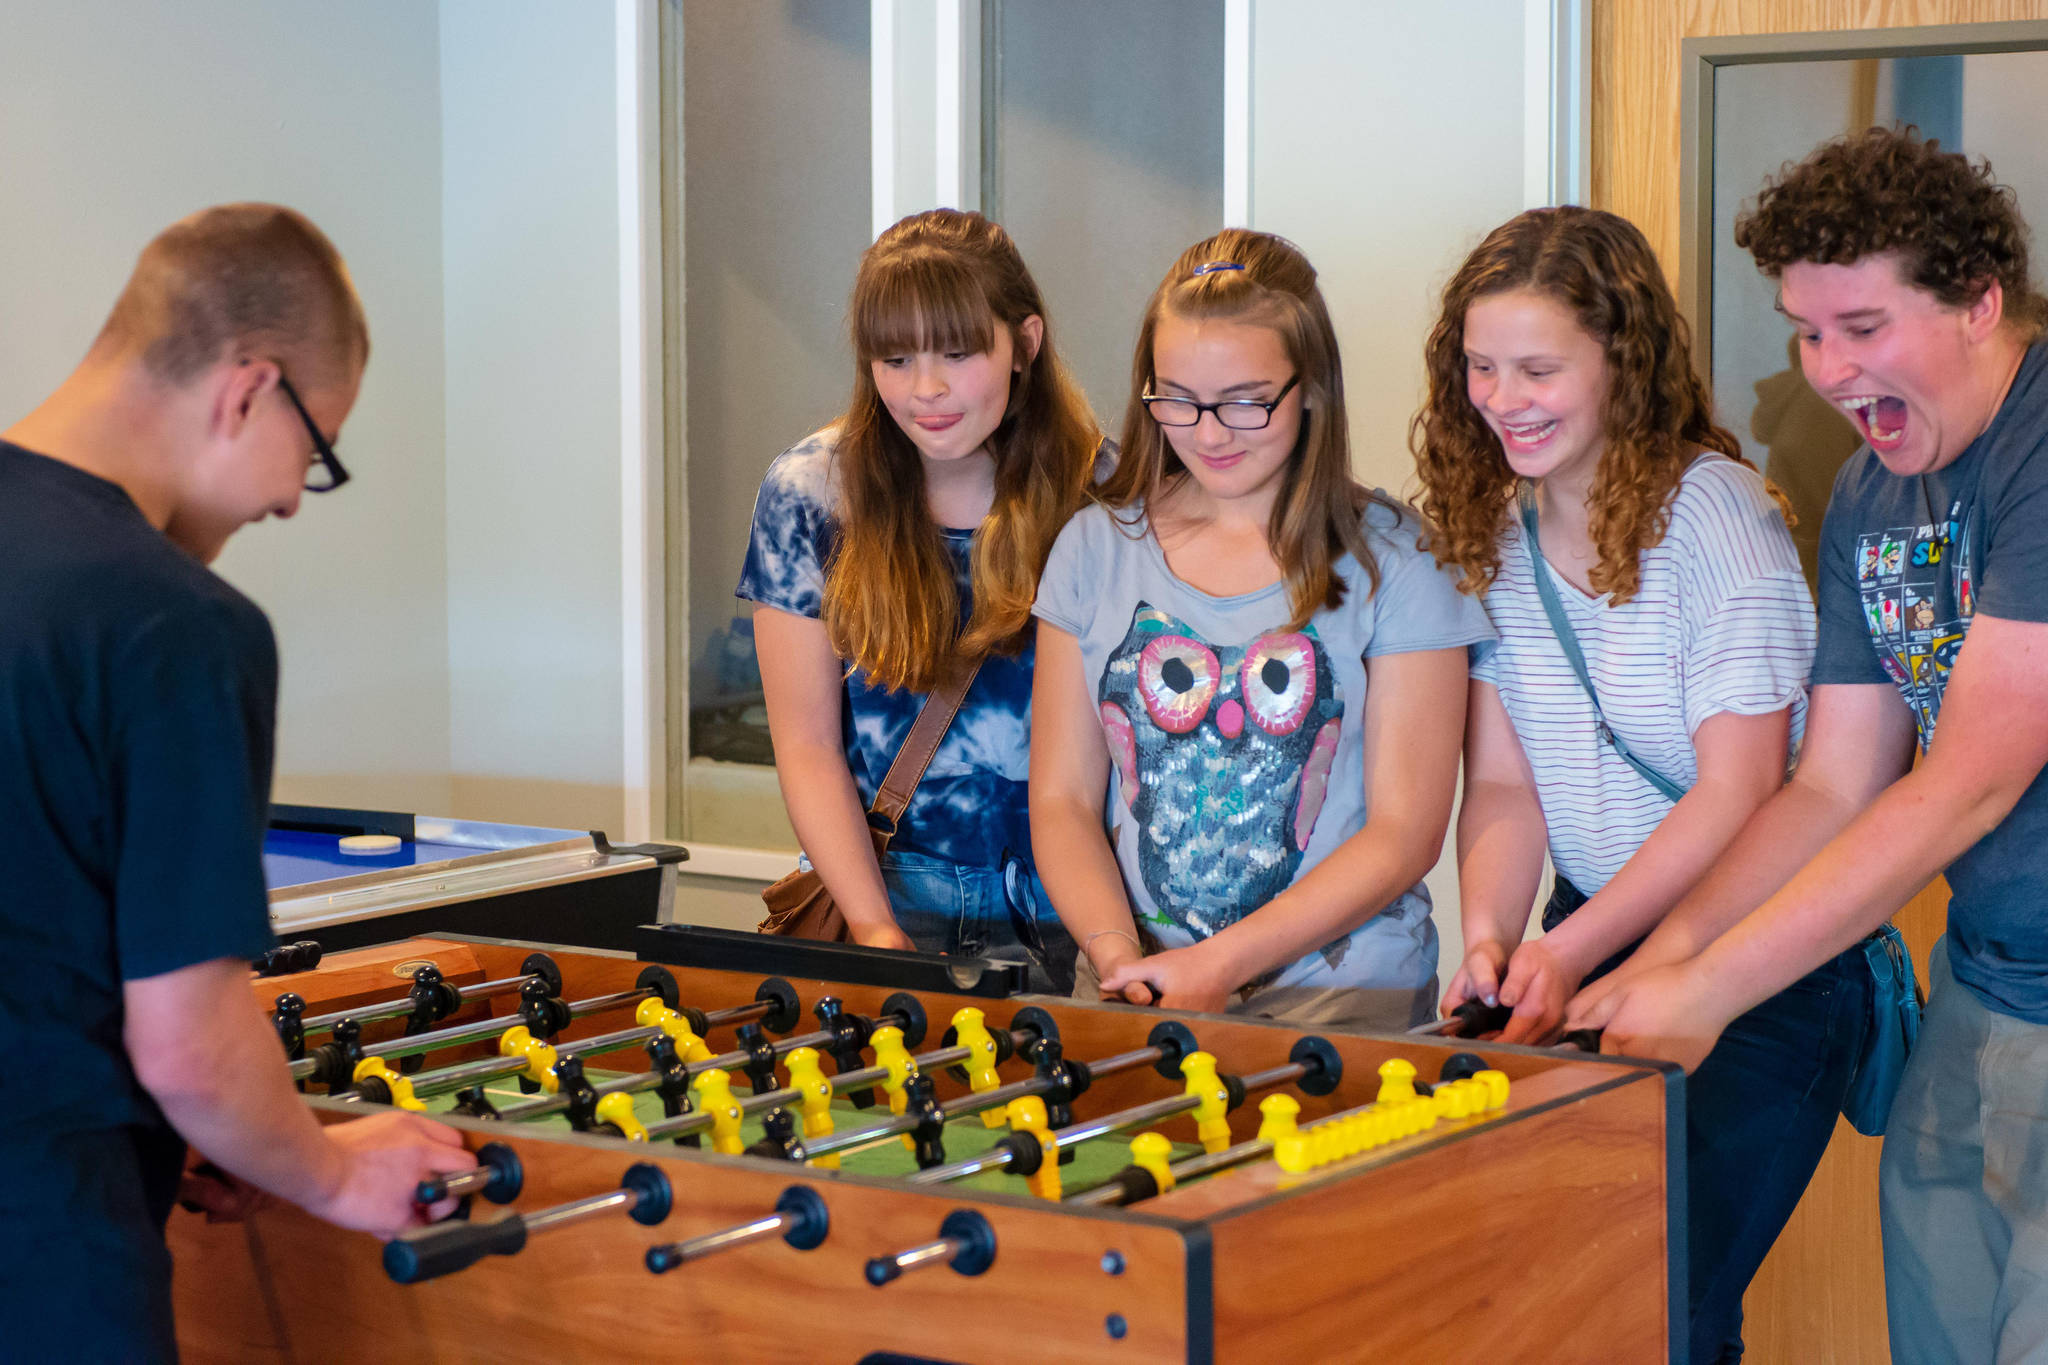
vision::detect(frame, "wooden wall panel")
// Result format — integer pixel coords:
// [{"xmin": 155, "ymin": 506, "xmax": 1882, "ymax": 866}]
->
[
  {"xmin": 1591, "ymin": 0, "xmax": 2048, "ymax": 281},
  {"xmin": 1592, "ymin": 9, "xmax": 2040, "ymax": 1359}
]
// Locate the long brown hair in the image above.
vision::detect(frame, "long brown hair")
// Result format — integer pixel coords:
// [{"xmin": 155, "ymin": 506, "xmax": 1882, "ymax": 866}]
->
[
  {"xmin": 821, "ymin": 210, "xmax": 1100, "ymax": 693},
  {"xmin": 1410, "ymin": 206, "xmax": 1768, "ymax": 603},
  {"xmin": 1098, "ymin": 228, "xmax": 1395, "ymax": 626}
]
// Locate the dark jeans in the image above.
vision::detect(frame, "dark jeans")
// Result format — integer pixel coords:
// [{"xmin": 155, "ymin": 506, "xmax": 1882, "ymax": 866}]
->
[
  {"xmin": 1549, "ymin": 876, "xmax": 1872, "ymax": 1365},
  {"xmin": 879, "ymin": 850, "xmax": 1078, "ymax": 995}
]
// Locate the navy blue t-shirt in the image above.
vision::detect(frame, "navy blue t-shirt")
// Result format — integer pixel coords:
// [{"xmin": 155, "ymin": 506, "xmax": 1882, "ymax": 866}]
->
[
  {"xmin": 0, "ymin": 441, "xmax": 279, "ymax": 1350},
  {"xmin": 1813, "ymin": 341, "xmax": 2048, "ymax": 1022}
]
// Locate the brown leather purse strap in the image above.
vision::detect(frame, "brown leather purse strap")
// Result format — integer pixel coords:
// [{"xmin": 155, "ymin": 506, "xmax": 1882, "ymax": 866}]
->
[{"xmin": 867, "ymin": 654, "xmax": 984, "ymax": 835}]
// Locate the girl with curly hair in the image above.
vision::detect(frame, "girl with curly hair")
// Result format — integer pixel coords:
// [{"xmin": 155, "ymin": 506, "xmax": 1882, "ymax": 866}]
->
[
  {"xmin": 738, "ymin": 209, "xmax": 1101, "ymax": 988},
  {"xmin": 1415, "ymin": 205, "xmax": 1869, "ymax": 1364},
  {"xmin": 1030, "ymin": 229, "xmax": 1489, "ymax": 1027}
]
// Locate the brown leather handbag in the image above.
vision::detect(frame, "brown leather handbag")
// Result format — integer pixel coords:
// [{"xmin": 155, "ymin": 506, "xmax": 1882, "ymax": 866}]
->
[{"xmin": 756, "ymin": 656, "xmax": 983, "ymax": 942}]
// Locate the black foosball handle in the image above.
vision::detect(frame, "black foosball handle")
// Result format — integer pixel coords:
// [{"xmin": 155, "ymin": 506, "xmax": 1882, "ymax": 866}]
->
[
  {"xmin": 252, "ymin": 940, "xmax": 323, "ymax": 978},
  {"xmin": 1558, "ymin": 1028, "xmax": 1604, "ymax": 1053},
  {"xmin": 383, "ymin": 1214, "xmax": 527, "ymax": 1284},
  {"xmin": 1447, "ymin": 999, "xmax": 1513, "ymax": 1037}
]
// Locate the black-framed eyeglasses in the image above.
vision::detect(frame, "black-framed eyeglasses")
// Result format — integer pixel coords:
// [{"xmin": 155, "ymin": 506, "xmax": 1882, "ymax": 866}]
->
[
  {"xmin": 1141, "ymin": 375, "xmax": 1299, "ymax": 431},
  {"xmin": 276, "ymin": 372, "xmax": 350, "ymax": 493}
]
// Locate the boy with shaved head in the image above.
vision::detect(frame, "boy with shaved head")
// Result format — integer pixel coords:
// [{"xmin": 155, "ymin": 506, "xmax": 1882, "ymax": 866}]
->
[
  {"xmin": 0, "ymin": 205, "xmax": 472, "ymax": 1358},
  {"xmin": 1570, "ymin": 129, "xmax": 2048, "ymax": 1362}
]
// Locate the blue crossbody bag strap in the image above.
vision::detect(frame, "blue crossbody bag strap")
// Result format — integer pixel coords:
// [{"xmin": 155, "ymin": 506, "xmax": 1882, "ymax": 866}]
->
[{"xmin": 1516, "ymin": 482, "xmax": 1688, "ymax": 805}]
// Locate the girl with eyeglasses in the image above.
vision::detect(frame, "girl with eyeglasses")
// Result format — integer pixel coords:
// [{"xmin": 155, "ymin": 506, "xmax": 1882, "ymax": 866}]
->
[
  {"xmin": 1029, "ymin": 229, "xmax": 1489, "ymax": 1028},
  {"xmin": 1412, "ymin": 206, "xmax": 1865, "ymax": 1364},
  {"xmin": 738, "ymin": 209, "xmax": 1102, "ymax": 990}
]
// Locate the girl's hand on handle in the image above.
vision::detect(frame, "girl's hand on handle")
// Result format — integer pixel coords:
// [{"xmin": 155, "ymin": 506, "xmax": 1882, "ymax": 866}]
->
[
  {"xmin": 1442, "ymin": 939, "xmax": 1509, "ymax": 1015},
  {"xmin": 1495, "ymin": 940, "xmax": 1578, "ymax": 1045},
  {"xmin": 1098, "ymin": 943, "xmax": 1231, "ymax": 1014}
]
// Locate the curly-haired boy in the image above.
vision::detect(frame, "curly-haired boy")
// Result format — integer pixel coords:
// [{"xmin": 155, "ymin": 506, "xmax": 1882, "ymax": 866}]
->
[{"xmin": 1567, "ymin": 126, "xmax": 2048, "ymax": 1365}]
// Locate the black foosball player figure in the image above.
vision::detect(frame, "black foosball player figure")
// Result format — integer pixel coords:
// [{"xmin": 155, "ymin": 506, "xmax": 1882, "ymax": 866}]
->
[{"xmin": 0, "ymin": 204, "xmax": 477, "ymax": 1360}]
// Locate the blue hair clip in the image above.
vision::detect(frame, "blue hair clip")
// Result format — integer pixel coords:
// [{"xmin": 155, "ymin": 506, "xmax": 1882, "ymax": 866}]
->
[{"xmin": 1191, "ymin": 261, "xmax": 1245, "ymax": 275}]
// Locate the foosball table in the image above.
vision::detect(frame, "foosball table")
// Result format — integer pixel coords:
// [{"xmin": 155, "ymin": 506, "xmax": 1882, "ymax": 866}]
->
[{"xmin": 171, "ymin": 928, "xmax": 1682, "ymax": 1363}]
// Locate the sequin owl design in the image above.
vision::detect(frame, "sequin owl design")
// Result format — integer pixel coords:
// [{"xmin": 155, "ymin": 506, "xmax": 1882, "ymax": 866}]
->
[{"xmin": 1098, "ymin": 604, "xmax": 1344, "ymax": 943}]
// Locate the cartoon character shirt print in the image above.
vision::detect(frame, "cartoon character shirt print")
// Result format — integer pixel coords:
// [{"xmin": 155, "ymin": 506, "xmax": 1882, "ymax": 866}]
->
[
  {"xmin": 1033, "ymin": 497, "xmax": 1492, "ymax": 995},
  {"xmin": 1813, "ymin": 341, "xmax": 2048, "ymax": 1023},
  {"xmin": 1847, "ymin": 489, "xmax": 1975, "ymax": 743}
]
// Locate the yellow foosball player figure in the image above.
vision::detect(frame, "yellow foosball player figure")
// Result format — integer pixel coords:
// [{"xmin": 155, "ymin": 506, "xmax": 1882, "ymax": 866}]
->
[{"xmin": 0, "ymin": 205, "xmax": 473, "ymax": 1359}]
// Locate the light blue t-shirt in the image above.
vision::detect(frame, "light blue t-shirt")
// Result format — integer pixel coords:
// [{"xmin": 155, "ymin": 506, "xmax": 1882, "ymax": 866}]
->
[
  {"xmin": 737, "ymin": 427, "xmax": 1036, "ymax": 873},
  {"xmin": 1032, "ymin": 495, "xmax": 1493, "ymax": 994}
]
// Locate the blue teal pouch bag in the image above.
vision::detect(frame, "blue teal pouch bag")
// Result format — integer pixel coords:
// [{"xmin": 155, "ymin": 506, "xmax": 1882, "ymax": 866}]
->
[{"xmin": 1839, "ymin": 923, "xmax": 1923, "ymax": 1137}]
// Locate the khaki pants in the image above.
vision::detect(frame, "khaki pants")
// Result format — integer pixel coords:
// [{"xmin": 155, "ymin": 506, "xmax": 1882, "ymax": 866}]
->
[{"xmin": 1881, "ymin": 937, "xmax": 2048, "ymax": 1365}]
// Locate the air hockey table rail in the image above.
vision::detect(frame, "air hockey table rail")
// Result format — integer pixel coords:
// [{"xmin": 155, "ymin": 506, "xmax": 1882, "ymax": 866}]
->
[{"xmin": 265, "ymin": 804, "xmax": 687, "ymax": 954}]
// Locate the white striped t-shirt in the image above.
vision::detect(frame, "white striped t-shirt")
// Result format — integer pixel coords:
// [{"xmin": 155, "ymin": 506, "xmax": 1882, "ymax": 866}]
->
[{"xmin": 1470, "ymin": 456, "xmax": 1815, "ymax": 895}]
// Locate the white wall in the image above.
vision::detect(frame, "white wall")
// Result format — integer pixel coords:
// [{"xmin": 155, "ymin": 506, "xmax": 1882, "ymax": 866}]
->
[
  {"xmin": 1250, "ymin": 0, "xmax": 1531, "ymax": 499},
  {"xmin": 439, "ymin": 1, "xmax": 635, "ymax": 835},
  {"xmin": 1250, "ymin": 0, "xmax": 1535, "ymax": 977},
  {"xmin": 0, "ymin": 0, "xmax": 454, "ymax": 814},
  {"xmin": 989, "ymin": 0, "xmax": 1226, "ymax": 420}
]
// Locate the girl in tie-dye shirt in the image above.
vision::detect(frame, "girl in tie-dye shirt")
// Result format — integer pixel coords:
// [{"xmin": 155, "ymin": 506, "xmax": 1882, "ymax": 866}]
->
[{"xmin": 737, "ymin": 209, "xmax": 1100, "ymax": 990}]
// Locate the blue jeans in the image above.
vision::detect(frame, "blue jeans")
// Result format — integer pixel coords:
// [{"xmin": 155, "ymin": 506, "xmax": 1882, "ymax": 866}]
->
[
  {"xmin": 1881, "ymin": 937, "xmax": 2048, "ymax": 1365},
  {"xmin": 1554, "ymin": 878, "xmax": 1871, "ymax": 1364},
  {"xmin": 879, "ymin": 851, "xmax": 1077, "ymax": 995}
]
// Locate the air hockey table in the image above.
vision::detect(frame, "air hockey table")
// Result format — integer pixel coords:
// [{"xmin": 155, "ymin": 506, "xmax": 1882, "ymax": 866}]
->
[{"xmin": 264, "ymin": 804, "xmax": 687, "ymax": 955}]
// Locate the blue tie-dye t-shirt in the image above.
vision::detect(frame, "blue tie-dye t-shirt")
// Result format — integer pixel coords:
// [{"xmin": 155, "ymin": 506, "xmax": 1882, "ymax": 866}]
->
[{"xmin": 737, "ymin": 426, "xmax": 1038, "ymax": 874}]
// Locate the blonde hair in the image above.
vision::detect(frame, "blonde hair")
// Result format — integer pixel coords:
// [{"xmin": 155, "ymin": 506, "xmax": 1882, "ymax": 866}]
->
[
  {"xmin": 821, "ymin": 209, "xmax": 1101, "ymax": 693},
  {"xmin": 97, "ymin": 203, "xmax": 367, "ymax": 393},
  {"xmin": 1097, "ymin": 228, "xmax": 1394, "ymax": 624}
]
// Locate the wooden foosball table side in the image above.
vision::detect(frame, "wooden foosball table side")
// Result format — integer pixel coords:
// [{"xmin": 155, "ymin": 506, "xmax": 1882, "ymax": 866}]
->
[
  {"xmin": 175, "ymin": 1109, "xmax": 1204, "ymax": 1365},
  {"xmin": 170, "ymin": 936, "xmax": 1678, "ymax": 1363},
  {"xmin": 1188, "ymin": 1063, "xmax": 1677, "ymax": 1362}
]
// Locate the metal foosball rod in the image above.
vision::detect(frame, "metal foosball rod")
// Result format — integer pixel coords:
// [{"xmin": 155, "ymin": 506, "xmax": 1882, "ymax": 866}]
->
[
  {"xmin": 864, "ymin": 1210, "xmax": 997, "ymax": 1286},
  {"xmin": 285, "ymin": 952, "xmax": 565, "ymax": 1041},
  {"xmin": 788, "ymin": 1020, "xmax": 1202, "ymax": 1170},
  {"xmin": 318, "ymin": 973, "xmax": 802, "ymax": 1102},
  {"xmin": 415, "ymin": 1141, "xmax": 527, "ymax": 1206},
  {"xmin": 906, "ymin": 1034, "xmax": 1344, "ymax": 1195},
  {"xmin": 384, "ymin": 1162, "xmax": 673, "ymax": 1285},
  {"xmin": 643, "ymin": 1185, "xmax": 829, "ymax": 1274},
  {"xmin": 625, "ymin": 1017, "xmax": 1040, "ymax": 1151},
  {"xmin": 1068, "ymin": 1057, "xmax": 1513, "ymax": 1208},
  {"xmin": 486, "ymin": 989, "xmax": 934, "ymax": 1126},
  {"xmin": 384, "ymin": 992, "xmax": 779, "ymax": 1107},
  {"xmin": 291, "ymin": 966, "xmax": 675, "ymax": 1084}
]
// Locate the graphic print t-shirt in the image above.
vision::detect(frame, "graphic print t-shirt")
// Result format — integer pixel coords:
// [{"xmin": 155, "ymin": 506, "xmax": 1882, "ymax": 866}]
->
[
  {"xmin": 1032, "ymin": 497, "xmax": 1492, "ymax": 994},
  {"xmin": 1813, "ymin": 341, "xmax": 2048, "ymax": 1022},
  {"xmin": 738, "ymin": 427, "xmax": 1038, "ymax": 873}
]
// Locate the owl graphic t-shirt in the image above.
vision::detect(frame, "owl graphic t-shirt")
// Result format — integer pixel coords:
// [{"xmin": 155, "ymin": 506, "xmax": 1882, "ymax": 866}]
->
[{"xmin": 1033, "ymin": 495, "xmax": 1492, "ymax": 1003}]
